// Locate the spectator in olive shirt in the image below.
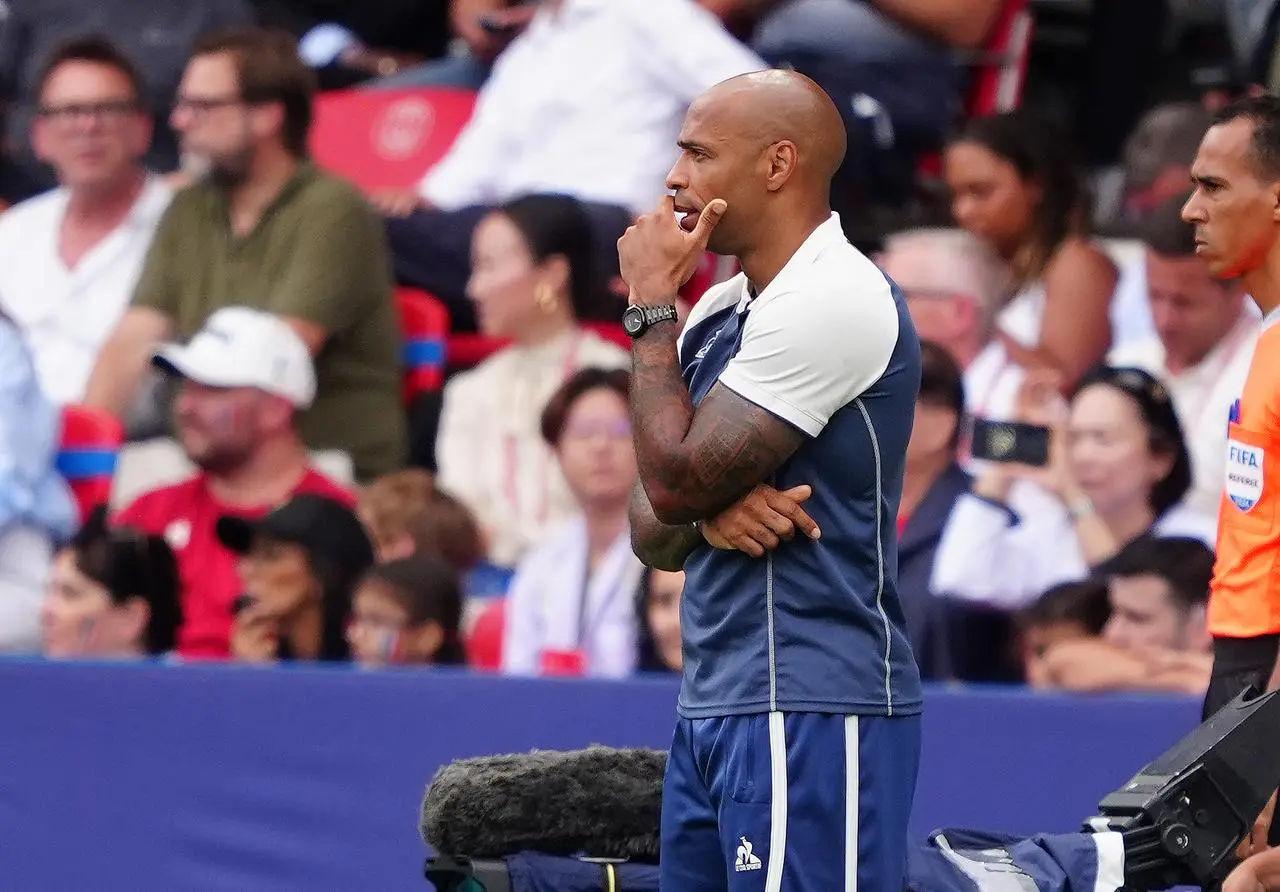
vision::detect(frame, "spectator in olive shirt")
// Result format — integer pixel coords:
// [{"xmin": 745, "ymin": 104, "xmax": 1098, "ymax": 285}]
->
[{"xmin": 83, "ymin": 27, "xmax": 405, "ymax": 482}]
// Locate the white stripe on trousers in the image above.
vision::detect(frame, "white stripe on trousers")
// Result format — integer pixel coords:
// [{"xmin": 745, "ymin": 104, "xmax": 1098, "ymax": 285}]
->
[
  {"xmin": 845, "ymin": 715, "xmax": 860, "ymax": 892},
  {"xmin": 764, "ymin": 712, "xmax": 788, "ymax": 892},
  {"xmin": 761, "ymin": 714, "xmax": 861, "ymax": 892}
]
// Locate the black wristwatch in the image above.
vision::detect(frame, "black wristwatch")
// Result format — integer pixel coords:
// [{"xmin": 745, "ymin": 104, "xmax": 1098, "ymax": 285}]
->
[{"xmin": 622, "ymin": 304, "xmax": 679, "ymax": 338}]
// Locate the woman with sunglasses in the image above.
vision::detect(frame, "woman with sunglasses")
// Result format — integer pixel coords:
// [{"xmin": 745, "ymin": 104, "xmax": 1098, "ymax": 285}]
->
[{"xmin": 932, "ymin": 365, "xmax": 1216, "ymax": 612}]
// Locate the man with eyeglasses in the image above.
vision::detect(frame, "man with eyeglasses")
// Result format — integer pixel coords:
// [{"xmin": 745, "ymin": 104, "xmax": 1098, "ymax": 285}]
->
[
  {"xmin": 0, "ymin": 37, "xmax": 171, "ymax": 410},
  {"xmin": 82, "ymin": 27, "xmax": 406, "ymax": 484},
  {"xmin": 0, "ymin": 0, "xmax": 253, "ymax": 204}
]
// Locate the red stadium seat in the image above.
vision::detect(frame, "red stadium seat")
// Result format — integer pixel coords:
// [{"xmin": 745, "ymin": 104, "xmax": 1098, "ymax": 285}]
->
[
  {"xmin": 57, "ymin": 405, "xmax": 124, "ymax": 522},
  {"xmin": 965, "ymin": 0, "xmax": 1034, "ymax": 118},
  {"xmin": 396, "ymin": 287, "xmax": 450, "ymax": 403},
  {"xmin": 309, "ymin": 87, "xmax": 478, "ymax": 191},
  {"xmin": 683, "ymin": 252, "xmax": 740, "ymax": 306},
  {"xmin": 445, "ymin": 252, "xmax": 737, "ymax": 370},
  {"xmin": 466, "ymin": 598, "xmax": 506, "ymax": 672},
  {"xmin": 916, "ymin": 0, "xmax": 1034, "ymax": 179}
]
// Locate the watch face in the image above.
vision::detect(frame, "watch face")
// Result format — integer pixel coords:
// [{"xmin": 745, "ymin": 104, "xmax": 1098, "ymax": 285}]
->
[{"xmin": 623, "ymin": 306, "xmax": 645, "ymax": 335}]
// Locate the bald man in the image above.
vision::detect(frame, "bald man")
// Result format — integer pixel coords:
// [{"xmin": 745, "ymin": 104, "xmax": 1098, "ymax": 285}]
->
[{"xmin": 618, "ymin": 70, "xmax": 923, "ymax": 892}]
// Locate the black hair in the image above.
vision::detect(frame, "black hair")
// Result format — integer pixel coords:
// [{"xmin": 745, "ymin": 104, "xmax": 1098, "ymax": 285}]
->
[
  {"xmin": 541, "ymin": 366, "xmax": 631, "ymax": 447},
  {"xmin": 1212, "ymin": 94, "xmax": 1280, "ymax": 181},
  {"xmin": 1072, "ymin": 366, "xmax": 1193, "ymax": 517},
  {"xmin": 633, "ymin": 567, "xmax": 680, "ymax": 674},
  {"xmin": 1097, "ymin": 534, "xmax": 1214, "ymax": 613},
  {"xmin": 66, "ymin": 505, "xmax": 182, "ymax": 654},
  {"xmin": 1016, "ymin": 577, "xmax": 1111, "ymax": 636},
  {"xmin": 951, "ymin": 110, "xmax": 1090, "ymax": 276},
  {"xmin": 359, "ymin": 555, "xmax": 465, "ymax": 665},
  {"xmin": 918, "ymin": 340, "xmax": 966, "ymax": 451},
  {"xmin": 496, "ymin": 193, "xmax": 607, "ymax": 322}
]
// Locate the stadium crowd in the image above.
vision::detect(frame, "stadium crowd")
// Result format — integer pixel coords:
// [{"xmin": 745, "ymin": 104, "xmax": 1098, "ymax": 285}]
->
[{"xmin": 0, "ymin": 0, "xmax": 1265, "ymax": 701}]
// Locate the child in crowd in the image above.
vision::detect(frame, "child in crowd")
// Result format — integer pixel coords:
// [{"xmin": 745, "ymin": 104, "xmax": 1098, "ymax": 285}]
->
[
  {"xmin": 347, "ymin": 554, "xmax": 466, "ymax": 668},
  {"xmin": 358, "ymin": 469, "xmax": 484, "ymax": 573},
  {"xmin": 636, "ymin": 568, "xmax": 684, "ymax": 674},
  {"xmin": 42, "ymin": 506, "xmax": 183, "ymax": 660},
  {"xmin": 1016, "ymin": 578, "xmax": 1112, "ymax": 684}
]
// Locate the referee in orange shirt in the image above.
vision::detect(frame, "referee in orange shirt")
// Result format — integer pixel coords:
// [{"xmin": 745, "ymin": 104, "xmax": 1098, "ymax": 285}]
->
[{"xmin": 1183, "ymin": 95, "xmax": 1280, "ymax": 877}]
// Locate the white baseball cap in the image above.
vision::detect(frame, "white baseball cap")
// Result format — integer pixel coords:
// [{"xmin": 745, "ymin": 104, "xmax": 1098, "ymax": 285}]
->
[{"xmin": 151, "ymin": 307, "xmax": 317, "ymax": 409}]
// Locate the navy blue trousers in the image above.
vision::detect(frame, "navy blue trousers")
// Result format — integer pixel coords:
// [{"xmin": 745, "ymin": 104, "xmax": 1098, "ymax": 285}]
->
[{"xmin": 660, "ymin": 711, "xmax": 921, "ymax": 892}]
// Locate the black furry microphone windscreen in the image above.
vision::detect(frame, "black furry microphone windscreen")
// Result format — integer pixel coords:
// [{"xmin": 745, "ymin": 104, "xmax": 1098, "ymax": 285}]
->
[{"xmin": 420, "ymin": 746, "xmax": 667, "ymax": 862}]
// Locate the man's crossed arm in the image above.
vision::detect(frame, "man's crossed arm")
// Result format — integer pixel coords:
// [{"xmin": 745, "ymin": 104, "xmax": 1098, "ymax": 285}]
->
[
  {"xmin": 630, "ymin": 478, "xmax": 821, "ymax": 570},
  {"xmin": 627, "ymin": 322, "xmax": 821, "ymax": 570},
  {"xmin": 629, "ymin": 326, "xmax": 805, "ymax": 525}
]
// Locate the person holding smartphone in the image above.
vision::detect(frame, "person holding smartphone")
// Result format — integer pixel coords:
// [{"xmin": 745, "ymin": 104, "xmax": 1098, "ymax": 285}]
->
[{"xmin": 931, "ymin": 365, "xmax": 1214, "ymax": 612}]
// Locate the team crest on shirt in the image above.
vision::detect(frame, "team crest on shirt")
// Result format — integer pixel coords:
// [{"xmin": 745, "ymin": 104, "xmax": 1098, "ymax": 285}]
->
[
  {"xmin": 1225, "ymin": 438, "xmax": 1265, "ymax": 512},
  {"xmin": 695, "ymin": 330, "xmax": 719, "ymax": 359}
]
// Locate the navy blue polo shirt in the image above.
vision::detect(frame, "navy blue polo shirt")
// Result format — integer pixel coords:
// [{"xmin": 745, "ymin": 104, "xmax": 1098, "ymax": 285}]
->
[{"xmin": 674, "ymin": 214, "xmax": 923, "ymax": 718}]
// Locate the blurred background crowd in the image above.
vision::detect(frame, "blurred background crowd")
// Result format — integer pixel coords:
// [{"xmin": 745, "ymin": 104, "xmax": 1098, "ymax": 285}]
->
[{"xmin": 0, "ymin": 0, "xmax": 1262, "ymax": 699}]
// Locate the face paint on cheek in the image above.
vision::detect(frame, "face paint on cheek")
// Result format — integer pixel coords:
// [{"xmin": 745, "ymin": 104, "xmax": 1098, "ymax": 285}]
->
[
  {"xmin": 210, "ymin": 402, "xmax": 245, "ymax": 439},
  {"xmin": 378, "ymin": 629, "xmax": 402, "ymax": 663},
  {"xmin": 79, "ymin": 616, "xmax": 97, "ymax": 653}
]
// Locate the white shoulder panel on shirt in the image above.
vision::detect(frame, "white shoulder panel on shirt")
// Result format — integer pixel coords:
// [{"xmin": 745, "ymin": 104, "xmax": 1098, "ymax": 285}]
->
[{"xmin": 716, "ymin": 249, "xmax": 899, "ymax": 437}]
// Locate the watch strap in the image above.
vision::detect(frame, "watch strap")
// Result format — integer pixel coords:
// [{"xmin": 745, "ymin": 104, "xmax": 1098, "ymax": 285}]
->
[{"xmin": 642, "ymin": 305, "xmax": 679, "ymax": 326}]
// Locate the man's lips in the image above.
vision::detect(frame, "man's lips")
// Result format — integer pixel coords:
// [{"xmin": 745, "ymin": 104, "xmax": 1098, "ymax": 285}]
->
[{"xmin": 675, "ymin": 205, "xmax": 699, "ymax": 232}]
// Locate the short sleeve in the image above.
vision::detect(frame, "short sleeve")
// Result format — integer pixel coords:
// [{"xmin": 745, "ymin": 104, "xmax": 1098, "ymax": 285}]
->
[{"xmin": 716, "ymin": 283, "xmax": 899, "ymax": 437}]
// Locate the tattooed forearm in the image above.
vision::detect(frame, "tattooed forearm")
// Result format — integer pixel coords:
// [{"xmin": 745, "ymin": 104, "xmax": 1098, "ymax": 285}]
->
[
  {"xmin": 628, "ymin": 482, "xmax": 702, "ymax": 570},
  {"xmin": 630, "ymin": 325, "xmax": 805, "ymax": 525}
]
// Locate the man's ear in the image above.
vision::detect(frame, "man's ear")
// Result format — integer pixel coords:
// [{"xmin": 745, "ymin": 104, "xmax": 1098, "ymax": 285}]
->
[{"xmin": 764, "ymin": 141, "xmax": 798, "ymax": 193}]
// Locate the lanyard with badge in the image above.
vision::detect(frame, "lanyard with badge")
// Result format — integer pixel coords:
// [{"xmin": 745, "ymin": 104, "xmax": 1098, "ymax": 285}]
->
[{"xmin": 539, "ymin": 533, "xmax": 635, "ymax": 676}]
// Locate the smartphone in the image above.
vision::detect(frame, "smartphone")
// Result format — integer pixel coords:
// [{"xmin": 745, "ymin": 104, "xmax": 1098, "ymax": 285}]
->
[{"xmin": 969, "ymin": 418, "xmax": 1051, "ymax": 467}]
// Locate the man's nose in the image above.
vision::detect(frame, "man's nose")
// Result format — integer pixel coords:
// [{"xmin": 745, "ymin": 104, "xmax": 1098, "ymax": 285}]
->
[
  {"xmin": 1181, "ymin": 193, "xmax": 1204, "ymax": 223},
  {"xmin": 665, "ymin": 160, "xmax": 687, "ymax": 193}
]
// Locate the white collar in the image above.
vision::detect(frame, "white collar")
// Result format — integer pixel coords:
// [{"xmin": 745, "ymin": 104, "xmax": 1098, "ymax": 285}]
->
[{"xmin": 735, "ymin": 212, "xmax": 846, "ymax": 312}]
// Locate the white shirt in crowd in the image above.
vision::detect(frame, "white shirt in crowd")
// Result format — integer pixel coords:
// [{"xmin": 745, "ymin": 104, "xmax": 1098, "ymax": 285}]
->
[
  {"xmin": 931, "ymin": 480, "xmax": 1217, "ymax": 611},
  {"xmin": 435, "ymin": 327, "xmax": 628, "ymax": 568},
  {"xmin": 419, "ymin": 0, "xmax": 765, "ymax": 215},
  {"xmin": 996, "ymin": 242, "xmax": 1155, "ymax": 360},
  {"xmin": 963, "ymin": 339, "xmax": 1024, "ymax": 426},
  {"xmin": 0, "ymin": 175, "xmax": 171, "ymax": 404},
  {"xmin": 501, "ymin": 516, "xmax": 644, "ymax": 679},
  {"xmin": 1108, "ymin": 306, "xmax": 1259, "ymax": 522},
  {"xmin": 1102, "ymin": 239, "xmax": 1158, "ymax": 353}
]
